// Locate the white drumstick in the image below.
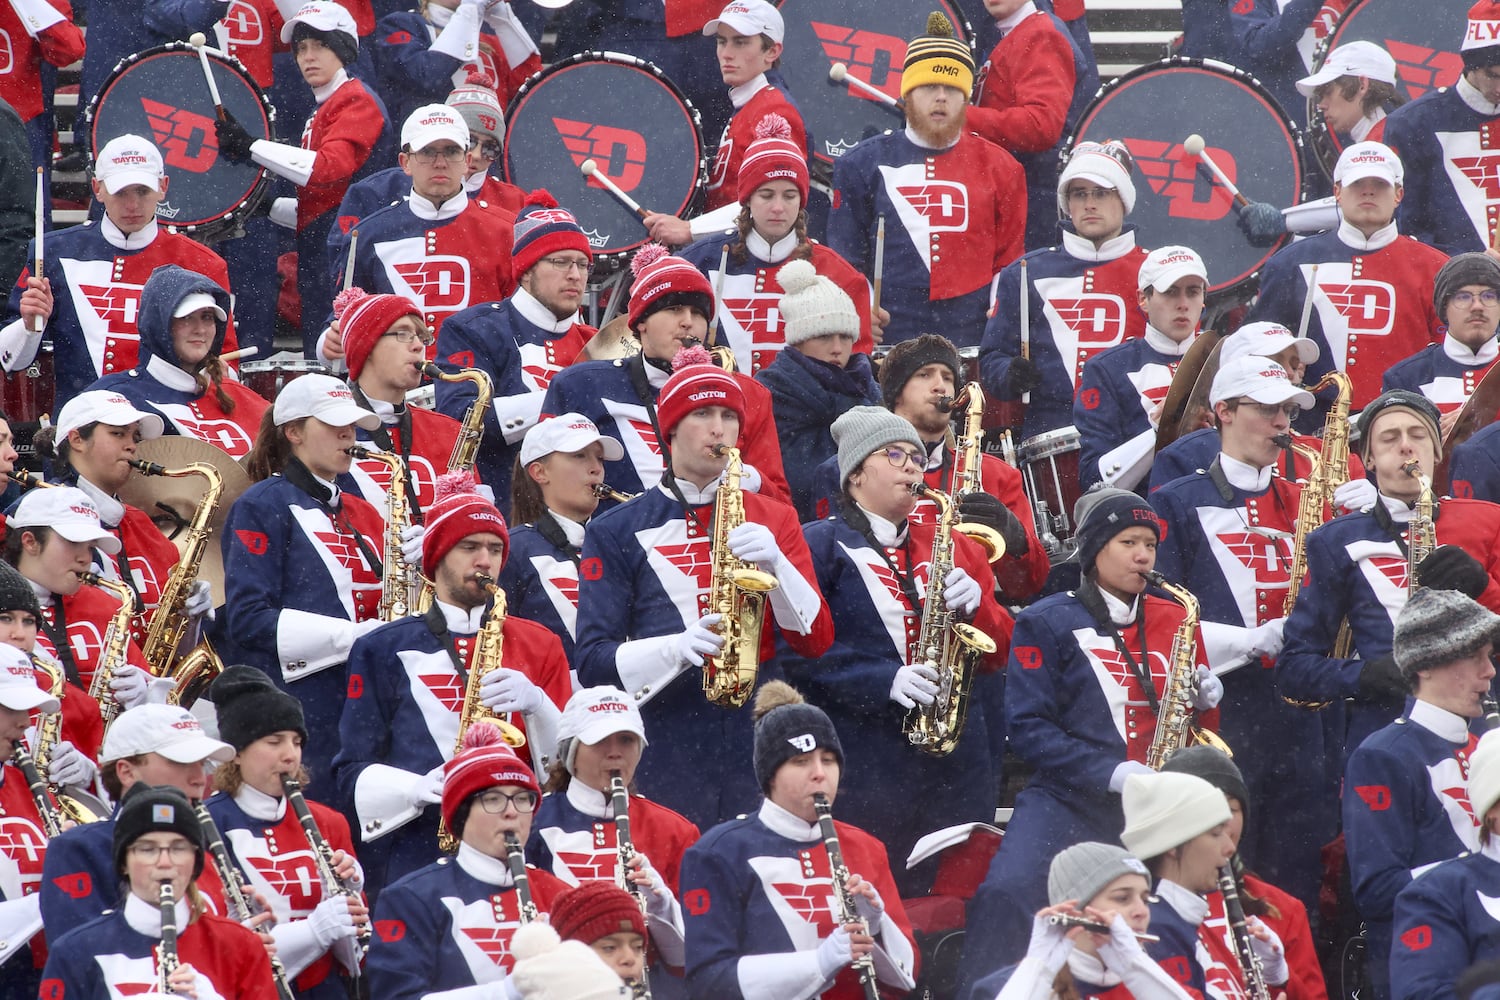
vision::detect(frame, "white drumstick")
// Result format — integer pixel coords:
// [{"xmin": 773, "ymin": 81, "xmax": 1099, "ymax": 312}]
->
[
  {"xmin": 829, "ymin": 63, "xmax": 903, "ymax": 109},
  {"xmin": 189, "ymin": 32, "xmax": 226, "ymax": 120},
  {"xmin": 1019, "ymin": 257, "xmax": 1030, "ymax": 405},
  {"xmin": 31, "ymin": 168, "xmax": 42, "ymax": 334},
  {"xmin": 1184, "ymin": 134, "xmax": 1249, "ymax": 208},
  {"xmin": 1296, "ymin": 262, "xmax": 1319, "ymax": 341},
  {"xmin": 581, "ymin": 159, "xmax": 648, "ymax": 221},
  {"xmin": 218, "ymin": 346, "xmax": 259, "ymax": 363}
]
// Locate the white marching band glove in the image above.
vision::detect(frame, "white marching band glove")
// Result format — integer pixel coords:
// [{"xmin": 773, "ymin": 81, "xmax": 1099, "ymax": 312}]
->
[
  {"xmin": 1095, "ymin": 911, "xmax": 1148, "ymax": 968},
  {"xmin": 478, "ymin": 667, "xmax": 547, "ymax": 715},
  {"xmin": 399, "ymin": 524, "xmax": 426, "ymax": 566},
  {"xmin": 1109, "ymin": 760, "xmax": 1155, "ymax": 794},
  {"xmin": 675, "ymin": 613, "xmax": 724, "ymax": 668},
  {"xmin": 851, "ymin": 882, "xmax": 885, "ymax": 925},
  {"xmin": 1247, "ymin": 617, "xmax": 1286, "ymax": 659},
  {"xmin": 184, "ymin": 579, "xmax": 215, "ymax": 621},
  {"xmin": 412, "ymin": 765, "xmax": 446, "ymax": 808},
  {"xmin": 307, "ymin": 895, "xmax": 359, "ymax": 948},
  {"xmin": 942, "ymin": 567, "xmax": 982, "ymax": 618},
  {"xmin": 1026, "ymin": 910, "xmax": 1076, "ymax": 974},
  {"xmin": 1247, "ymin": 916, "xmax": 1290, "ymax": 985},
  {"xmin": 718, "ymin": 461, "xmax": 763, "ymax": 495},
  {"xmin": 1334, "ymin": 476, "xmax": 1378, "ymax": 513},
  {"xmin": 1192, "ymin": 665, "xmax": 1224, "ymax": 711},
  {"xmin": 726, "ymin": 522, "xmax": 781, "ymax": 568},
  {"xmin": 815, "ymin": 924, "xmax": 858, "ymax": 980},
  {"xmin": 46, "ymin": 740, "xmax": 97, "ymax": 788},
  {"xmin": 890, "ymin": 662, "xmax": 939, "ymax": 709},
  {"xmin": 109, "ymin": 665, "xmax": 154, "ymax": 710}
]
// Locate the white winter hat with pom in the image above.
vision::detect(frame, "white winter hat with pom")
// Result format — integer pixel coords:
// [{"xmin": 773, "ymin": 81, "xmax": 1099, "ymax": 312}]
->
[
  {"xmin": 776, "ymin": 258, "xmax": 860, "ymax": 346},
  {"xmin": 508, "ymin": 923, "xmax": 629, "ymax": 1000}
]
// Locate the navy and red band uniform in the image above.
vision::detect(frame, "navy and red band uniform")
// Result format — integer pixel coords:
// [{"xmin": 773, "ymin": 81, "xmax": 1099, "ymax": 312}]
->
[
  {"xmin": 1147, "ymin": 430, "xmax": 1367, "ymax": 495},
  {"xmin": 1278, "ymin": 499, "xmax": 1500, "ymax": 755},
  {"xmin": 1390, "ymin": 846, "xmax": 1500, "ymax": 1000},
  {"xmin": 1076, "ymin": 325, "xmax": 1196, "ymax": 493},
  {"xmin": 0, "ymin": 756, "xmax": 56, "ymax": 994},
  {"xmin": 573, "ymin": 487, "xmax": 833, "ymax": 831},
  {"xmin": 1205, "ymin": 874, "xmax": 1327, "ymax": 1000},
  {"xmin": 32, "ymin": 580, "xmax": 153, "ymax": 700},
  {"xmin": 216, "ymin": 0, "xmax": 286, "ymax": 90},
  {"xmin": 704, "ymin": 74, "xmax": 807, "ymax": 215},
  {"xmin": 528, "ymin": 782, "xmax": 700, "ymax": 898},
  {"xmin": 216, "ymin": 468, "xmax": 387, "ymax": 786},
  {"xmin": 1448, "ymin": 421, "xmax": 1500, "ymax": 502},
  {"xmin": 1382, "ymin": 338, "xmax": 1500, "ymax": 419},
  {"xmin": 677, "ymin": 232, "xmax": 875, "ymax": 375},
  {"xmin": 1226, "ymin": 0, "xmax": 1335, "ymax": 131},
  {"xmin": 0, "ymin": 0, "xmax": 84, "ymax": 178},
  {"xmin": 339, "ymin": 395, "xmax": 469, "ymax": 519},
  {"xmin": 1343, "ymin": 699, "xmax": 1483, "ymax": 998},
  {"xmin": 967, "ymin": 1, "xmax": 1099, "ymax": 250},
  {"xmin": 89, "ymin": 264, "xmax": 268, "ymax": 459},
  {"xmin": 980, "ymin": 229, "xmax": 1151, "ymax": 440},
  {"xmin": 1146, "ymin": 880, "xmax": 1254, "ymax": 1000},
  {"xmin": 205, "ymin": 787, "xmax": 363, "ymax": 998},
  {"xmin": 540, "ymin": 354, "xmax": 793, "ymax": 505},
  {"xmin": 789, "ymin": 511, "xmax": 1012, "ymax": 896},
  {"xmin": 433, "ymin": 294, "xmax": 594, "ymax": 507},
  {"xmin": 367, "ymin": 849, "xmax": 571, "ymax": 998},
  {"xmin": 1245, "ymin": 221, "xmax": 1447, "ymax": 409},
  {"xmin": 498, "ymin": 517, "xmax": 586, "ymax": 667},
  {"xmin": 828, "ymin": 125, "xmax": 1027, "ymax": 348},
  {"xmin": 679, "ymin": 800, "xmax": 919, "ymax": 999},
  {"xmin": 0, "ymin": 220, "xmax": 239, "ymax": 412},
  {"xmin": 332, "ymin": 612, "xmax": 571, "ymax": 894}
]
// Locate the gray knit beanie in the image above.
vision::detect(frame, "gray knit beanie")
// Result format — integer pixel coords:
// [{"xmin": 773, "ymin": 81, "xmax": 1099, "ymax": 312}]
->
[
  {"xmin": 1393, "ymin": 587, "xmax": 1500, "ymax": 679},
  {"xmin": 778, "ymin": 259, "xmax": 859, "ymax": 346},
  {"xmin": 1047, "ymin": 842, "xmax": 1150, "ymax": 906},
  {"xmin": 1434, "ymin": 252, "xmax": 1500, "ymax": 319},
  {"xmin": 831, "ymin": 406, "xmax": 924, "ymax": 487}
]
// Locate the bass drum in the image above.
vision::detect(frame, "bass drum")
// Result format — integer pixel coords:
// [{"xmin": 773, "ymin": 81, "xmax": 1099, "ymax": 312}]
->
[
  {"xmin": 82, "ymin": 42, "xmax": 274, "ymax": 243},
  {"xmin": 774, "ymin": 0, "xmax": 973, "ymax": 177},
  {"xmin": 503, "ymin": 53, "xmax": 706, "ymax": 271},
  {"xmin": 1064, "ymin": 58, "xmax": 1306, "ymax": 303},
  {"xmin": 1306, "ymin": 0, "xmax": 1469, "ymax": 179}
]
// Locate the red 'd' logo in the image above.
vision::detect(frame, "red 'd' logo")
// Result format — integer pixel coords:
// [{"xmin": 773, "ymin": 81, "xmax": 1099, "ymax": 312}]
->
[
  {"xmin": 553, "ymin": 117, "xmax": 648, "ymax": 194},
  {"xmin": 657, "ymin": 542, "xmax": 715, "ymax": 591},
  {"xmin": 141, "ymin": 98, "xmax": 219, "ymax": 175},
  {"xmin": 812, "ymin": 22, "xmax": 905, "ymax": 103},
  {"xmin": 38, "ymin": 981, "xmax": 63, "ymax": 1000},
  {"xmin": 1126, "ymin": 138, "xmax": 1237, "ymax": 221},
  {"xmin": 392, "ymin": 259, "xmax": 470, "ymax": 311},
  {"xmin": 347, "ymin": 674, "xmax": 364, "ymax": 699},
  {"xmin": 1014, "ymin": 645, "xmax": 1043, "ymax": 670},
  {"xmin": 580, "ymin": 557, "xmax": 604, "ymax": 581},
  {"xmin": 894, "ymin": 182, "xmax": 968, "ymax": 231},
  {"xmin": 52, "ymin": 871, "xmax": 93, "ymax": 899},
  {"xmin": 223, "ymin": 0, "xmax": 265, "ymax": 44},
  {"xmin": 236, "ymin": 530, "xmax": 269, "ymax": 556},
  {"xmin": 1080, "ymin": 387, "xmax": 1101, "ymax": 410},
  {"xmin": 1452, "ymin": 154, "xmax": 1500, "ymax": 201},
  {"xmin": 1400, "ymin": 925, "xmax": 1433, "ymax": 951},
  {"xmin": 683, "ymin": 888, "xmax": 711, "ymax": 915},
  {"xmin": 1050, "ymin": 296, "xmax": 1127, "ymax": 348},
  {"xmin": 1321, "ymin": 281, "xmax": 1395, "ymax": 335},
  {"xmin": 375, "ymin": 919, "xmax": 406, "ymax": 942},
  {"xmin": 1355, "ymin": 784, "xmax": 1391, "ymax": 811},
  {"xmin": 1388, "ymin": 40, "xmax": 1464, "ymax": 98},
  {"xmin": 79, "ymin": 284, "xmax": 143, "ymax": 333}
]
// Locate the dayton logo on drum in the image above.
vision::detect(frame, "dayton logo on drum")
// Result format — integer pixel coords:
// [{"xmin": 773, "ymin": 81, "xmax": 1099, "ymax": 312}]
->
[
  {"xmin": 812, "ymin": 22, "xmax": 905, "ymax": 103},
  {"xmin": 223, "ymin": 0, "xmax": 265, "ymax": 44},
  {"xmin": 1386, "ymin": 41, "xmax": 1463, "ymax": 97},
  {"xmin": 552, "ymin": 117, "xmax": 648, "ymax": 193},
  {"xmin": 141, "ymin": 98, "xmax": 220, "ymax": 175},
  {"xmin": 392, "ymin": 259, "xmax": 470, "ymax": 311},
  {"xmin": 895, "ymin": 183, "xmax": 968, "ymax": 231},
  {"xmin": 1125, "ymin": 138, "xmax": 1237, "ymax": 221},
  {"xmin": 1322, "ymin": 281, "xmax": 1396, "ymax": 336}
]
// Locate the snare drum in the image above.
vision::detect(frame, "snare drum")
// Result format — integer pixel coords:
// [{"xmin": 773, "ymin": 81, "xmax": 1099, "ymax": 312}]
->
[
  {"xmin": 1019, "ymin": 426, "xmax": 1082, "ymax": 557},
  {"xmin": 2, "ymin": 341, "xmax": 54, "ymax": 426},
  {"xmin": 958, "ymin": 347, "xmax": 1022, "ymax": 435},
  {"xmin": 241, "ymin": 359, "xmax": 329, "ymax": 402}
]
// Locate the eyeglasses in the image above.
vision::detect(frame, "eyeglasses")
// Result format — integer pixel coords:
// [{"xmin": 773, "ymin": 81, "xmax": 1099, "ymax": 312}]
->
[
  {"xmin": 1451, "ymin": 290, "xmax": 1500, "ymax": 307},
  {"xmin": 383, "ymin": 327, "xmax": 435, "ymax": 346},
  {"xmin": 408, "ymin": 145, "xmax": 467, "ymax": 166},
  {"xmin": 539, "ymin": 256, "xmax": 592, "ymax": 276},
  {"xmin": 475, "ymin": 789, "xmax": 539, "ymax": 814},
  {"xmin": 129, "ymin": 841, "xmax": 196, "ymax": 862},
  {"xmin": 473, "ymin": 139, "xmax": 501, "ymax": 162},
  {"xmin": 872, "ymin": 446, "xmax": 924, "ymax": 469},
  {"xmin": 1067, "ymin": 186, "xmax": 1118, "ymax": 204},
  {"xmin": 1239, "ymin": 400, "xmax": 1300, "ymax": 421}
]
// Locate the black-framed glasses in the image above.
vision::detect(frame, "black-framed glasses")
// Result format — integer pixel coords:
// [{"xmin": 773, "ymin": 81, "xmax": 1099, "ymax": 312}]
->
[
  {"xmin": 1451, "ymin": 290, "xmax": 1500, "ymax": 307},
  {"xmin": 475, "ymin": 789, "xmax": 538, "ymax": 814},
  {"xmin": 129, "ymin": 841, "xmax": 196, "ymax": 862},
  {"xmin": 383, "ymin": 328, "xmax": 435, "ymax": 346},
  {"xmin": 408, "ymin": 145, "xmax": 466, "ymax": 166},
  {"xmin": 539, "ymin": 256, "xmax": 591, "ymax": 276},
  {"xmin": 872, "ymin": 446, "xmax": 924, "ymax": 469}
]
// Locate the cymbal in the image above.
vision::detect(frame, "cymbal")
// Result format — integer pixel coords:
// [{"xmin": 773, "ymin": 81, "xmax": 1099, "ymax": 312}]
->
[
  {"xmin": 579, "ymin": 314, "xmax": 639, "ymax": 361},
  {"xmin": 1436, "ymin": 361, "xmax": 1500, "ymax": 493},
  {"xmin": 1154, "ymin": 331, "xmax": 1224, "ymax": 452}
]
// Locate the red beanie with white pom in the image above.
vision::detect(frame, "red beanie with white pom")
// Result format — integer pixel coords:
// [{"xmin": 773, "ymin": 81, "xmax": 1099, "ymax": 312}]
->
[
  {"xmin": 655, "ymin": 345, "xmax": 744, "ymax": 438},
  {"xmin": 737, "ymin": 113, "xmax": 809, "ymax": 206},
  {"xmin": 441, "ymin": 722, "xmax": 538, "ymax": 838},
  {"xmin": 333, "ymin": 287, "xmax": 423, "ymax": 379},
  {"xmin": 511, "ymin": 189, "xmax": 594, "ymax": 277},
  {"xmin": 627, "ymin": 243, "xmax": 714, "ymax": 332},
  {"xmin": 422, "ymin": 471, "xmax": 510, "ymax": 577}
]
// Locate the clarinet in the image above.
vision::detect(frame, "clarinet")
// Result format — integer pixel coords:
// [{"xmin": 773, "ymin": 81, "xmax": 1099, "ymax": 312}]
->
[
  {"xmin": 1219, "ymin": 863, "xmax": 1271, "ymax": 1000},
  {"xmin": 282, "ymin": 774, "xmax": 371, "ymax": 973},
  {"xmin": 11, "ymin": 744, "xmax": 62, "ymax": 838},
  {"xmin": 504, "ymin": 831, "xmax": 539, "ymax": 924},
  {"xmin": 195, "ymin": 803, "xmax": 296, "ymax": 1000},
  {"xmin": 812, "ymin": 793, "xmax": 879, "ymax": 1000},
  {"xmin": 1484, "ymin": 695, "xmax": 1500, "ymax": 731},
  {"xmin": 610, "ymin": 771, "xmax": 652, "ymax": 999},
  {"xmin": 158, "ymin": 882, "xmax": 180, "ymax": 995}
]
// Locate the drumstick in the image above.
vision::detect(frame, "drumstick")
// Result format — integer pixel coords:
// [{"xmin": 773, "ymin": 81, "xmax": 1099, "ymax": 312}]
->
[
  {"xmin": 218, "ymin": 346, "xmax": 259, "ymax": 364},
  {"xmin": 872, "ymin": 214, "xmax": 886, "ymax": 321},
  {"xmin": 1184, "ymin": 134, "xmax": 1249, "ymax": 209},
  {"xmin": 581, "ymin": 159, "xmax": 648, "ymax": 221},
  {"xmin": 1020, "ymin": 257, "xmax": 1031, "ymax": 405},
  {"xmin": 189, "ymin": 32, "xmax": 227, "ymax": 122},
  {"xmin": 31, "ymin": 168, "xmax": 42, "ymax": 335},
  {"xmin": 1296, "ymin": 262, "xmax": 1319, "ymax": 341},
  {"xmin": 711, "ymin": 243, "xmax": 728, "ymax": 345},
  {"xmin": 828, "ymin": 63, "xmax": 904, "ymax": 110},
  {"xmin": 342, "ymin": 228, "xmax": 358, "ymax": 293}
]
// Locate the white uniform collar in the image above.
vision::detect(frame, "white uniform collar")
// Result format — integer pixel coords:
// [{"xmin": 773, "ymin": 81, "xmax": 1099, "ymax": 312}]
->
[
  {"xmin": 361, "ymin": 393, "xmax": 401, "ymax": 425},
  {"xmin": 1378, "ymin": 492, "xmax": 1416, "ymax": 524},
  {"xmin": 547, "ymin": 509, "xmax": 586, "ymax": 547},
  {"xmin": 408, "ymin": 189, "xmax": 468, "ymax": 222},
  {"xmin": 512, "ymin": 286, "xmax": 580, "ymax": 332},
  {"xmin": 124, "ymin": 891, "xmax": 191, "ymax": 938},
  {"xmin": 463, "ymin": 171, "xmax": 488, "ymax": 194},
  {"xmin": 29, "ymin": 578, "xmax": 51, "ymax": 609},
  {"xmin": 1144, "ymin": 323, "xmax": 1196, "ymax": 356},
  {"xmin": 728, "ymin": 74, "xmax": 770, "ymax": 109},
  {"xmin": 856, "ymin": 504, "xmax": 908, "ymax": 546},
  {"xmin": 564, "ymin": 778, "xmax": 612, "ymax": 819},
  {"xmin": 903, "ymin": 126, "xmax": 961, "ymax": 151},
  {"xmin": 645, "ymin": 360, "xmax": 671, "ymax": 389},
  {"xmin": 100, "ymin": 214, "xmax": 159, "ymax": 251},
  {"xmin": 234, "ymin": 782, "xmax": 289, "ymax": 822},
  {"xmin": 455, "ymin": 841, "xmax": 515, "ymax": 886},
  {"xmin": 757, "ymin": 798, "xmax": 820, "ymax": 843},
  {"xmin": 1068, "ymin": 950, "xmax": 1122, "ymax": 987},
  {"xmin": 1100, "ymin": 588, "xmax": 1139, "ymax": 627},
  {"xmin": 1337, "ymin": 218, "xmax": 1398, "ymax": 251},
  {"xmin": 1350, "ymin": 111, "xmax": 1385, "ymax": 142},
  {"xmin": 76, "ymin": 475, "xmax": 125, "ymax": 528},
  {"xmin": 146, "ymin": 354, "xmax": 200, "ymax": 392},
  {"xmin": 1062, "ymin": 227, "xmax": 1137, "ymax": 262},
  {"xmin": 312, "ymin": 68, "xmax": 350, "ymax": 105},
  {"xmin": 437, "ymin": 599, "xmax": 487, "ymax": 633},
  {"xmin": 745, "ymin": 229, "xmax": 799, "ymax": 263},
  {"xmin": 310, "ymin": 469, "xmax": 340, "ymax": 505},
  {"xmin": 1444, "ymin": 331, "xmax": 1500, "ymax": 366},
  {"xmin": 665, "ymin": 478, "xmax": 718, "ymax": 505},
  {"xmin": 1218, "ymin": 451, "xmax": 1273, "ymax": 491},
  {"xmin": 1459, "ymin": 75, "xmax": 1500, "ymax": 117},
  {"xmin": 1155, "ymin": 879, "xmax": 1208, "ymax": 925},
  {"xmin": 995, "ymin": 2, "xmax": 1038, "ymax": 30},
  {"xmin": 1408, "ymin": 697, "xmax": 1472, "ymax": 743}
]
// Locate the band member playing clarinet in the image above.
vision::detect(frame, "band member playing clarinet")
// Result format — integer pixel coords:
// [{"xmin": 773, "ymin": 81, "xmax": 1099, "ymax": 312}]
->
[
  {"xmin": 679, "ymin": 681, "xmax": 917, "ymax": 998},
  {"xmin": 205, "ymin": 666, "xmax": 369, "ymax": 998}
]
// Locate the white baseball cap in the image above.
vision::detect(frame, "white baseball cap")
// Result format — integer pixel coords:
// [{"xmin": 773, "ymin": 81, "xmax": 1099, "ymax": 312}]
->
[
  {"xmin": 1334, "ymin": 140, "xmax": 1404, "ymax": 187},
  {"xmin": 557, "ymin": 686, "xmax": 648, "ymax": 749},
  {"xmin": 55, "ymin": 390, "xmax": 166, "ymax": 441},
  {"xmin": 0, "ymin": 645, "xmax": 57, "ymax": 713},
  {"xmin": 94, "ymin": 135, "xmax": 165, "ymax": 194},
  {"xmin": 519, "ymin": 413, "xmax": 625, "ymax": 467},
  {"xmin": 1209, "ymin": 356, "xmax": 1316, "ymax": 409},
  {"xmin": 12, "ymin": 486, "xmax": 122, "ymax": 555},
  {"xmin": 1296, "ymin": 41, "xmax": 1398, "ymax": 97},
  {"xmin": 280, "ymin": 0, "xmax": 358, "ymax": 43},
  {"xmin": 1220, "ymin": 321, "xmax": 1321, "ymax": 367},
  {"xmin": 401, "ymin": 104, "xmax": 470, "ymax": 153},
  {"xmin": 1138, "ymin": 245, "xmax": 1208, "ymax": 293},
  {"xmin": 101, "ymin": 704, "xmax": 235, "ymax": 764},
  {"xmin": 703, "ymin": 0, "xmax": 784, "ymax": 44},
  {"xmin": 173, "ymin": 292, "xmax": 227, "ymax": 321},
  {"xmin": 272, "ymin": 373, "xmax": 380, "ymax": 430}
]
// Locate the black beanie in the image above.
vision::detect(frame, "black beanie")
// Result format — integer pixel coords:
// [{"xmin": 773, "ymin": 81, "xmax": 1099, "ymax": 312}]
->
[
  {"xmin": 112, "ymin": 783, "xmax": 205, "ymax": 880},
  {"xmin": 752, "ymin": 682, "xmax": 843, "ymax": 794},
  {"xmin": 1159, "ymin": 745, "xmax": 1250, "ymax": 825},
  {"xmin": 1434, "ymin": 252, "xmax": 1500, "ymax": 318},
  {"xmin": 1356, "ymin": 389, "xmax": 1443, "ymax": 462},
  {"xmin": 878, "ymin": 334, "xmax": 962, "ymax": 408},
  {"xmin": 210, "ymin": 664, "xmax": 308, "ymax": 752},
  {"xmin": 0, "ymin": 560, "xmax": 41, "ymax": 617},
  {"xmin": 291, "ymin": 21, "xmax": 358, "ymax": 68},
  {"xmin": 1073, "ymin": 486, "xmax": 1161, "ymax": 574}
]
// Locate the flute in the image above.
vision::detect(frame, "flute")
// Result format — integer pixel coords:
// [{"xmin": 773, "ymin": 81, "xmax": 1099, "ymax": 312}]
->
[{"xmin": 1045, "ymin": 912, "xmax": 1160, "ymax": 943}]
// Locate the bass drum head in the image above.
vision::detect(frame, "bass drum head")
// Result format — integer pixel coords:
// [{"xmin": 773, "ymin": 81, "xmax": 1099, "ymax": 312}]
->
[
  {"xmin": 83, "ymin": 42, "xmax": 273, "ymax": 242},
  {"xmin": 1065, "ymin": 58, "xmax": 1306, "ymax": 302},
  {"xmin": 774, "ymin": 0, "xmax": 973, "ymax": 175},
  {"xmin": 1306, "ymin": 0, "xmax": 1469, "ymax": 179},
  {"xmin": 502, "ymin": 52, "xmax": 706, "ymax": 271}
]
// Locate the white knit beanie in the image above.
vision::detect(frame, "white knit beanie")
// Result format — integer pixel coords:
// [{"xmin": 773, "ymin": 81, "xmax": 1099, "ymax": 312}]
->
[
  {"xmin": 1120, "ymin": 771, "xmax": 1231, "ymax": 860},
  {"xmin": 509, "ymin": 923, "xmax": 628, "ymax": 1000},
  {"xmin": 1470, "ymin": 730, "xmax": 1500, "ymax": 825},
  {"xmin": 777, "ymin": 259, "xmax": 859, "ymax": 345}
]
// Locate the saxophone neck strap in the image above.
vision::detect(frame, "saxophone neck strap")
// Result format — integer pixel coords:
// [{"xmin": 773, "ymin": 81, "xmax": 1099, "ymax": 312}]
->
[
  {"xmin": 285, "ymin": 459, "xmax": 383, "ymax": 578},
  {"xmin": 1370, "ymin": 497, "xmax": 1410, "ymax": 557},
  {"xmin": 839, "ymin": 499, "xmax": 922, "ymax": 614},
  {"xmin": 627, "ymin": 353, "xmax": 706, "ymax": 530},
  {"xmin": 533, "ymin": 514, "xmax": 580, "ymax": 567},
  {"xmin": 348, "ymin": 381, "xmax": 424, "ymax": 522},
  {"xmin": 423, "ymin": 599, "xmax": 495, "ymax": 684},
  {"xmin": 1079, "ymin": 580, "xmax": 1160, "ymax": 715},
  {"xmin": 40, "ymin": 602, "xmax": 83, "ymax": 688}
]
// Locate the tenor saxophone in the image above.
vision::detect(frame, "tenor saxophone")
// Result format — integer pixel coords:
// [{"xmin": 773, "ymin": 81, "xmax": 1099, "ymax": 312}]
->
[
  {"xmin": 942, "ymin": 383, "xmax": 1005, "ymax": 563},
  {"xmin": 30, "ymin": 651, "xmax": 100, "ymax": 825},
  {"xmin": 132, "ymin": 459, "xmax": 225, "ymax": 707},
  {"xmin": 81, "ymin": 572, "xmax": 136, "ymax": 725},
  {"xmin": 1144, "ymin": 571, "xmax": 1231, "ymax": 769},
  {"xmin": 904, "ymin": 484, "xmax": 997, "ymax": 756},
  {"xmin": 422, "ymin": 363, "xmax": 491, "ymax": 475},
  {"xmin": 702, "ymin": 445, "xmax": 778, "ymax": 709},
  {"xmin": 1403, "ymin": 459, "xmax": 1437, "ymax": 594},
  {"xmin": 346, "ymin": 446, "xmax": 421, "ymax": 621}
]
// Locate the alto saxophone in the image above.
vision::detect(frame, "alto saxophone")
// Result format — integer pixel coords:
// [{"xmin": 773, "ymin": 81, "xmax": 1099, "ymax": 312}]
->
[
  {"xmin": 347, "ymin": 446, "xmax": 421, "ymax": 621},
  {"xmin": 422, "ymin": 363, "xmax": 491, "ymax": 475},
  {"xmin": 158, "ymin": 882, "xmax": 180, "ymax": 994},
  {"xmin": 1281, "ymin": 371, "xmax": 1351, "ymax": 616},
  {"xmin": 81, "ymin": 572, "xmax": 136, "ymax": 725},
  {"xmin": 132, "ymin": 459, "xmax": 225, "ymax": 707},
  {"xmin": 702, "ymin": 445, "xmax": 778, "ymax": 709},
  {"xmin": 1403, "ymin": 459, "xmax": 1437, "ymax": 594},
  {"xmin": 904, "ymin": 483, "xmax": 997, "ymax": 756},
  {"xmin": 812, "ymin": 793, "xmax": 880, "ymax": 1000},
  {"xmin": 593, "ymin": 483, "xmax": 640, "ymax": 503},
  {"xmin": 1144, "ymin": 571, "xmax": 1231, "ymax": 769},
  {"xmin": 30, "ymin": 651, "xmax": 100, "ymax": 825},
  {"xmin": 941, "ymin": 383, "xmax": 1005, "ymax": 563}
]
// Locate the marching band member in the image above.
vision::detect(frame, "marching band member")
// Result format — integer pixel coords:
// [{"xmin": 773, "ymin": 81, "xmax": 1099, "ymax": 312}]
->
[
  {"xmin": 572, "ymin": 351, "xmax": 830, "ymax": 830},
  {"xmin": 957, "ymin": 487, "xmax": 1220, "ymax": 991},
  {"xmin": 1077, "ymin": 246, "xmax": 1208, "ymax": 494},
  {"xmin": 541, "ymin": 245, "xmax": 791, "ymax": 504},
  {"xmin": 333, "ymin": 473, "xmax": 569, "ymax": 895},
  {"xmin": 1343, "ymin": 589, "xmax": 1499, "ymax": 1000},
  {"xmin": 205, "ymin": 666, "xmax": 369, "ymax": 998},
  {"xmin": 39, "ymin": 783, "xmax": 277, "ymax": 999},
  {"xmin": 829, "ymin": 12, "xmax": 1026, "ymax": 348},
  {"xmin": 1246, "ymin": 141, "xmax": 1445, "ymax": 410},
  {"xmin": 435, "ymin": 195, "xmax": 597, "ymax": 499},
  {"xmin": 1279, "ymin": 389, "xmax": 1500, "ymax": 757},
  {"xmin": 88, "ymin": 264, "xmax": 268, "ymax": 460},
  {"xmin": 678, "ymin": 681, "xmax": 918, "ymax": 999},
  {"xmin": 981, "ymin": 139, "xmax": 1148, "ymax": 440},
  {"xmin": 1296, "ymin": 41, "xmax": 1401, "ymax": 146},
  {"xmin": 0, "ymin": 135, "xmax": 238, "ymax": 410},
  {"xmin": 366, "ymin": 723, "xmax": 572, "ymax": 997},
  {"xmin": 793, "ymin": 405, "xmax": 1011, "ymax": 895},
  {"xmin": 528, "ymin": 686, "xmax": 695, "ymax": 987},
  {"xmin": 678, "ymin": 113, "xmax": 876, "ymax": 371},
  {"xmin": 221, "ymin": 374, "xmax": 385, "ymax": 785},
  {"xmin": 501, "ymin": 415, "xmax": 622, "ymax": 668},
  {"xmin": 548, "ymin": 881, "xmax": 655, "ymax": 994}
]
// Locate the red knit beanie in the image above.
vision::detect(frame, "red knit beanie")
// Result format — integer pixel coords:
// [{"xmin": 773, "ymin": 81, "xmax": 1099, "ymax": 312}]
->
[
  {"xmin": 736, "ymin": 113, "xmax": 809, "ymax": 206},
  {"xmin": 550, "ymin": 881, "xmax": 647, "ymax": 945},
  {"xmin": 441, "ymin": 722, "xmax": 538, "ymax": 837},
  {"xmin": 655, "ymin": 346, "xmax": 744, "ymax": 439},
  {"xmin": 333, "ymin": 287, "xmax": 423, "ymax": 379},
  {"xmin": 627, "ymin": 244, "xmax": 714, "ymax": 332},
  {"xmin": 511, "ymin": 189, "xmax": 594, "ymax": 277},
  {"xmin": 422, "ymin": 471, "xmax": 511, "ymax": 577}
]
